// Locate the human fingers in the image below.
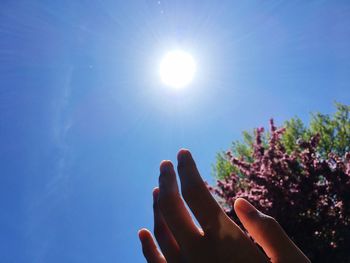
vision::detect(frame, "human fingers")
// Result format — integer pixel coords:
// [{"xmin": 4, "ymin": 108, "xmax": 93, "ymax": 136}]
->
[
  {"xmin": 176, "ymin": 149, "xmax": 239, "ymax": 237},
  {"xmin": 158, "ymin": 160, "xmax": 202, "ymax": 252},
  {"xmin": 234, "ymin": 198, "xmax": 310, "ymax": 263},
  {"xmin": 139, "ymin": 228, "xmax": 166, "ymax": 263},
  {"xmin": 153, "ymin": 188, "xmax": 182, "ymax": 262}
]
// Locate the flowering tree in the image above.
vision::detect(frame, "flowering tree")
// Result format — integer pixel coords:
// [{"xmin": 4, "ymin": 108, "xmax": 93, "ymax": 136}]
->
[{"xmin": 210, "ymin": 103, "xmax": 350, "ymax": 262}]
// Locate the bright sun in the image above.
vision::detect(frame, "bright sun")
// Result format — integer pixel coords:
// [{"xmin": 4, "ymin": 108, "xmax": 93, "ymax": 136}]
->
[{"xmin": 159, "ymin": 50, "xmax": 196, "ymax": 89}]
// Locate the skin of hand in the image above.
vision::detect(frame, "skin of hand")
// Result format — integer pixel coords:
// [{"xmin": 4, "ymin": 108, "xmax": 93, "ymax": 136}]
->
[{"xmin": 139, "ymin": 149, "xmax": 310, "ymax": 263}]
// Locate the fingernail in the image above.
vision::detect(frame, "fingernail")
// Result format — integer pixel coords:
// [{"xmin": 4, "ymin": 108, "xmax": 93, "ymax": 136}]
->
[
  {"xmin": 177, "ymin": 149, "xmax": 191, "ymax": 164},
  {"xmin": 236, "ymin": 198, "xmax": 258, "ymax": 215},
  {"xmin": 159, "ymin": 161, "xmax": 178, "ymax": 194},
  {"xmin": 138, "ymin": 228, "xmax": 147, "ymax": 241},
  {"xmin": 160, "ymin": 160, "xmax": 172, "ymax": 174}
]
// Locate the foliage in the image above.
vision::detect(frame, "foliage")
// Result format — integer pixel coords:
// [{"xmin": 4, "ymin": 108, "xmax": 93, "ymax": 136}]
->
[
  {"xmin": 213, "ymin": 103, "xmax": 350, "ymax": 179},
  {"xmin": 210, "ymin": 103, "xmax": 350, "ymax": 262}
]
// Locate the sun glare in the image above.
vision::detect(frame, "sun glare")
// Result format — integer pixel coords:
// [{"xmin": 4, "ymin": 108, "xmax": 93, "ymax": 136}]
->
[{"xmin": 159, "ymin": 50, "xmax": 196, "ymax": 89}]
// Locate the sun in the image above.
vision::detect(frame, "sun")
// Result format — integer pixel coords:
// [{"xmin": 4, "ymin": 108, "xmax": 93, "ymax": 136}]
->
[{"xmin": 159, "ymin": 50, "xmax": 196, "ymax": 89}]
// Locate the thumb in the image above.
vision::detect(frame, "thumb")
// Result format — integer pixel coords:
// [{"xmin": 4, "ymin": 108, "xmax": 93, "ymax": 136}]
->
[{"xmin": 234, "ymin": 198, "xmax": 310, "ymax": 263}]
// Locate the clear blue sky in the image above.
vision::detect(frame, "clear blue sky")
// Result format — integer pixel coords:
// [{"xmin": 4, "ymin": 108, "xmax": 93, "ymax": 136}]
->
[{"xmin": 0, "ymin": 1, "xmax": 349, "ymax": 262}]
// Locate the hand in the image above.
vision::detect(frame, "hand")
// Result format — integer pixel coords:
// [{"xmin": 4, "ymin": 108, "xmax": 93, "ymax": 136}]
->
[{"xmin": 139, "ymin": 149, "xmax": 310, "ymax": 263}]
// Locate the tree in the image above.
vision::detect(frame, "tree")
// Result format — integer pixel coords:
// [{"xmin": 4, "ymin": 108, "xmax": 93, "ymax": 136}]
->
[
  {"xmin": 213, "ymin": 103, "xmax": 350, "ymax": 179},
  {"xmin": 210, "ymin": 103, "xmax": 350, "ymax": 262}
]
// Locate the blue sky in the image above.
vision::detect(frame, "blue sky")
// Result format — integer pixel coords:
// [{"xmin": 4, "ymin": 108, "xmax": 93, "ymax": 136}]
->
[{"xmin": 0, "ymin": 0, "xmax": 349, "ymax": 262}]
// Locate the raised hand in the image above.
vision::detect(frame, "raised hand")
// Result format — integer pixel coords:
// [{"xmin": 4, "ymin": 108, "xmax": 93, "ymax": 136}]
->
[{"xmin": 139, "ymin": 149, "xmax": 310, "ymax": 263}]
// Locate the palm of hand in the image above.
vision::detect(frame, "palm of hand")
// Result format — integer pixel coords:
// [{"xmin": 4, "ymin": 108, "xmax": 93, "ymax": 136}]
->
[{"xmin": 139, "ymin": 149, "xmax": 310, "ymax": 263}]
